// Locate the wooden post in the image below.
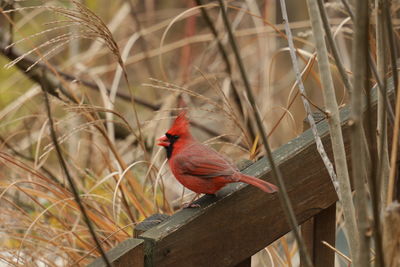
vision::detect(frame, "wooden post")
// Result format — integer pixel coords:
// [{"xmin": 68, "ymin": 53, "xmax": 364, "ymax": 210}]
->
[
  {"xmin": 302, "ymin": 217, "xmax": 316, "ymax": 262},
  {"xmin": 302, "ymin": 205, "xmax": 336, "ymax": 267},
  {"xmin": 313, "ymin": 203, "xmax": 336, "ymax": 266},
  {"xmin": 234, "ymin": 257, "xmax": 251, "ymax": 267}
]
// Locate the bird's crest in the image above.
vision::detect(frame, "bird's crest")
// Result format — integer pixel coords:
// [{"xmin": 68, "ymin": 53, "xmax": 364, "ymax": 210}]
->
[{"xmin": 168, "ymin": 110, "xmax": 190, "ymax": 136}]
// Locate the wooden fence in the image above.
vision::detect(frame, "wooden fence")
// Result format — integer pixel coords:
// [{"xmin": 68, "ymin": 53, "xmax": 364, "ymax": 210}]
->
[{"xmin": 88, "ymin": 84, "xmax": 393, "ymax": 267}]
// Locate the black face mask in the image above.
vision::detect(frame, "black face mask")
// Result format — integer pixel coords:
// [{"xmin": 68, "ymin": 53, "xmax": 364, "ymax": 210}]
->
[{"xmin": 164, "ymin": 133, "xmax": 179, "ymax": 159}]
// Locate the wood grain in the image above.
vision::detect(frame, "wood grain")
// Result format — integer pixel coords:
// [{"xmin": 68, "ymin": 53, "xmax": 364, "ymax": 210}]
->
[
  {"xmin": 234, "ymin": 257, "xmax": 251, "ymax": 267},
  {"xmin": 135, "ymin": 214, "xmax": 170, "ymax": 238},
  {"xmin": 302, "ymin": 204, "xmax": 336, "ymax": 267},
  {"xmin": 313, "ymin": 203, "xmax": 336, "ymax": 267},
  {"xmin": 87, "ymin": 238, "xmax": 144, "ymax": 267}
]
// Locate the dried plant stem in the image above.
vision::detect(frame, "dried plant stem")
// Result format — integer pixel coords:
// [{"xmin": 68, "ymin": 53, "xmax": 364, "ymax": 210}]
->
[
  {"xmin": 316, "ymin": 0, "xmax": 351, "ymax": 92},
  {"xmin": 385, "ymin": 0, "xmax": 400, "ymax": 204},
  {"xmin": 41, "ymin": 78, "xmax": 111, "ymax": 267},
  {"xmin": 375, "ymin": 0, "xmax": 390, "ymax": 211},
  {"xmin": 365, "ymin": 61, "xmax": 385, "ymax": 267},
  {"xmin": 306, "ymin": 0, "xmax": 358, "ymax": 261},
  {"xmin": 217, "ymin": 1, "xmax": 312, "ymax": 266},
  {"xmin": 194, "ymin": 0, "xmax": 255, "ymax": 142},
  {"xmin": 277, "ymin": 0, "xmax": 337, "ymax": 188},
  {"xmin": 373, "ymin": 2, "xmax": 390, "ymax": 266},
  {"xmin": 193, "ymin": 0, "xmax": 240, "ymax": 105},
  {"xmin": 1, "ymin": 46, "xmax": 147, "ymax": 220},
  {"xmin": 340, "ymin": 0, "xmax": 395, "ymax": 124},
  {"xmin": 387, "ymin": 80, "xmax": 400, "ymax": 204},
  {"xmin": 351, "ymin": 0, "xmax": 372, "ymax": 266},
  {"xmin": 1, "ymin": 45, "xmax": 225, "ymax": 144},
  {"xmin": 126, "ymin": 0, "xmax": 155, "ymax": 77},
  {"xmin": 1, "ymin": 45, "xmax": 158, "ymax": 108},
  {"xmin": 0, "ymin": 135, "xmax": 60, "ymax": 185},
  {"xmin": 322, "ymin": 241, "xmax": 352, "ymax": 264},
  {"xmin": 383, "ymin": 0, "xmax": 398, "ymax": 95},
  {"xmin": 361, "ymin": 6, "xmax": 386, "ymax": 266}
]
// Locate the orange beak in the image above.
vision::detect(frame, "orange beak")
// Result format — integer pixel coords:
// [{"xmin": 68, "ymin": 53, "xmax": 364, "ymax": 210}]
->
[{"xmin": 157, "ymin": 135, "xmax": 170, "ymax": 147}]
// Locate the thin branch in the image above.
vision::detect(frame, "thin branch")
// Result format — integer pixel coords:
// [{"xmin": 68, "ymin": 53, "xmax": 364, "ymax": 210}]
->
[
  {"xmin": 0, "ymin": 45, "xmax": 159, "ymax": 110},
  {"xmin": 40, "ymin": 75, "xmax": 112, "ymax": 267},
  {"xmin": 277, "ymin": 0, "xmax": 338, "ymax": 189},
  {"xmin": 126, "ymin": 0, "xmax": 155, "ymax": 77},
  {"xmin": 340, "ymin": 0, "xmax": 395, "ymax": 124},
  {"xmin": 340, "ymin": 0, "xmax": 354, "ymax": 20},
  {"xmin": 381, "ymin": 0, "xmax": 400, "ymax": 201},
  {"xmin": 387, "ymin": 79, "xmax": 400, "ymax": 204},
  {"xmin": 376, "ymin": 0, "xmax": 390, "ymax": 230},
  {"xmin": 383, "ymin": 0, "xmax": 398, "ymax": 95},
  {"xmin": 316, "ymin": 0, "xmax": 351, "ymax": 93},
  {"xmin": 351, "ymin": 0, "xmax": 372, "ymax": 266},
  {"xmin": 306, "ymin": 0, "xmax": 358, "ymax": 261},
  {"xmin": 194, "ymin": 0, "xmax": 257, "ymax": 144},
  {"xmin": 1, "ymin": 46, "xmax": 231, "ymax": 145},
  {"xmin": 217, "ymin": 1, "xmax": 313, "ymax": 266},
  {"xmin": 322, "ymin": 241, "xmax": 352, "ymax": 264},
  {"xmin": 194, "ymin": 0, "xmax": 240, "ymax": 104},
  {"xmin": 365, "ymin": 51, "xmax": 385, "ymax": 267},
  {"xmin": 0, "ymin": 135, "xmax": 60, "ymax": 185}
]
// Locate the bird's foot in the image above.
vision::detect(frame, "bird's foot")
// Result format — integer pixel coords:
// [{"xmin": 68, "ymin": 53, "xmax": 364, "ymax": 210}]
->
[{"xmin": 182, "ymin": 202, "xmax": 201, "ymax": 209}]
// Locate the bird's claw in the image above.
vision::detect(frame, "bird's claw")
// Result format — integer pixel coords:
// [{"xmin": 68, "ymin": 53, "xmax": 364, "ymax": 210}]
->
[{"xmin": 182, "ymin": 202, "xmax": 201, "ymax": 209}]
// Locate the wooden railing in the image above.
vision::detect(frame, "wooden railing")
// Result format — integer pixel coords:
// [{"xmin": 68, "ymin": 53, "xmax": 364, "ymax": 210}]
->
[{"xmin": 88, "ymin": 83, "xmax": 393, "ymax": 267}]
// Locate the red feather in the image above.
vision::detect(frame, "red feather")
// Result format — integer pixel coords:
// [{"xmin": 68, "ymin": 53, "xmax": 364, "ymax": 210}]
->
[{"xmin": 158, "ymin": 112, "xmax": 278, "ymax": 194}]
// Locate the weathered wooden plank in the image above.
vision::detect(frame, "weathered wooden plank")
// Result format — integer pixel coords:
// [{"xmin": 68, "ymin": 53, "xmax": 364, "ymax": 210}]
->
[
  {"xmin": 138, "ymin": 82, "xmax": 393, "ymax": 267},
  {"xmin": 134, "ymin": 214, "xmax": 170, "ymax": 238},
  {"xmin": 87, "ymin": 238, "xmax": 144, "ymax": 267}
]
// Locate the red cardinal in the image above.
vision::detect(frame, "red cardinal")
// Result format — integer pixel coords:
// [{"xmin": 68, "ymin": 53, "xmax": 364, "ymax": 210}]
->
[{"xmin": 157, "ymin": 111, "xmax": 278, "ymax": 195}]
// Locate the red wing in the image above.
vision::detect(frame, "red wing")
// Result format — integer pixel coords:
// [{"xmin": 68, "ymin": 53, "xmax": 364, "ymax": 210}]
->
[{"xmin": 173, "ymin": 144, "xmax": 236, "ymax": 179}]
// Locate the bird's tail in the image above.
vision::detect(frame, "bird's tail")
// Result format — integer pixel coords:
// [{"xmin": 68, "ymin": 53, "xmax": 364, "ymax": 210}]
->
[{"xmin": 237, "ymin": 173, "xmax": 278, "ymax": 193}]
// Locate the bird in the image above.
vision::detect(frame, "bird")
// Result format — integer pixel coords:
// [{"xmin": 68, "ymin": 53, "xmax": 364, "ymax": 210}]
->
[{"xmin": 157, "ymin": 111, "xmax": 278, "ymax": 198}]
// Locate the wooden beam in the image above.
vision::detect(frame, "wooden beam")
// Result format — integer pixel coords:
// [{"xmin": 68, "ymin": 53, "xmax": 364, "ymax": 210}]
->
[
  {"xmin": 139, "ymin": 83, "xmax": 393, "ymax": 267},
  {"xmin": 87, "ymin": 238, "xmax": 144, "ymax": 267},
  {"xmin": 134, "ymin": 214, "xmax": 170, "ymax": 238}
]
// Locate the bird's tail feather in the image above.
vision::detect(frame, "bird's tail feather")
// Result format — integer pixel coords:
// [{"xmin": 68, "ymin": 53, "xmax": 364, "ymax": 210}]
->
[{"xmin": 238, "ymin": 173, "xmax": 278, "ymax": 193}]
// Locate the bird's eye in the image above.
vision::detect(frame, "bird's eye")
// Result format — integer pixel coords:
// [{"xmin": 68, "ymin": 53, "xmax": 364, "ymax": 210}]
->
[{"xmin": 165, "ymin": 133, "xmax": 179, "ymax": 141}]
